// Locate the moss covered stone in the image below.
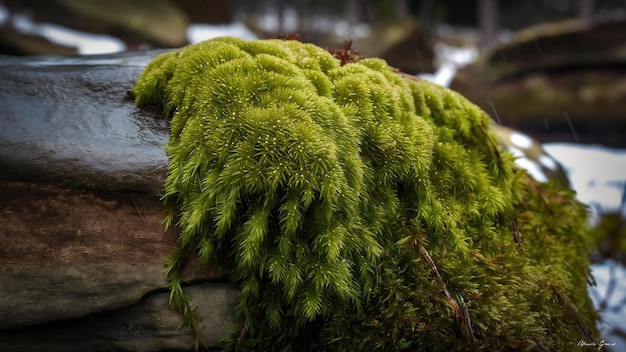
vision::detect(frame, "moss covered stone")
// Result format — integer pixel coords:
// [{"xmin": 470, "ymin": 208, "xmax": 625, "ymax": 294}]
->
[{"xmin": 133, "ymin": 37, "xmax": 598, "ymax": 351}]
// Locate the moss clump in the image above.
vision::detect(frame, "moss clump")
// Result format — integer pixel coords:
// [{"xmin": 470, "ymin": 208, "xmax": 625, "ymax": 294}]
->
[{"xmin": 133, "ymin": 37, "xmax": 598, "ymax": 351}]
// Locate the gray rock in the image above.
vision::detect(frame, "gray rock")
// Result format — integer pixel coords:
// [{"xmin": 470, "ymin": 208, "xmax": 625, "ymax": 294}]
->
[
  {"xmin": 0, "ymin": 52, "xmax": 238, "ymax": 350},
  {"xmin": 450, "ymin": 18, "xmax": 626, "ymax": 147},
  {"xmin": 0, "ymin": 181, "xmax": 235, "ymax": 350},
  {"xmin": 0, "ymin": 51, "xmax": 170, "ymax": 193},
  {"xmin": 0, "ymin": 283, "xmax": 239, "ymax": 352}
]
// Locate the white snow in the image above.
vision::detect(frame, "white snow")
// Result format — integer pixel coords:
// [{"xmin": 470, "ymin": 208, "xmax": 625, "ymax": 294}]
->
[
  {"xmin": 1, "ymin": 4, "xmax": 260, "ymax": 54},
  {"xmin": 1, "ymin": 8, "xmax": 126, "ymax": 54},
  {"xmin": 38, "ymin": 24, "xmax": 126, "ymax": 55},
  {"xmin": 418, "ymin": 43, "xmax": 477, "ymax": 87},
  {"xmin": 590, "ymin": 260, "xmax": 626, "ymax": 351},
  {"xmin": 187, "ymin": 22, "xmax": 258, "ymax": 43},
  {"xmin": 0, "ymin": 6, "xmax": 7, "ymax": 24},
  {"xmin": 538, "ymin": 154, "xmax": 559, "ymax": 171},
  {"xmin": 544, "ymin": 143, "xmax": 626, "ymax": 221},
  {"xmin": 509, "ymin": 131, "xmax": 534, "ymax": 149}
]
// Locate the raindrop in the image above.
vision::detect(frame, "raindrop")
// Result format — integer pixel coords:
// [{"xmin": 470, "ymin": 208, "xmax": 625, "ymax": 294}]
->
[
  {"xmin": 563, "ymin": 112, "xmax": 580, "ymax": 142},
  {"xmin": 498, "ymin": 48, "xmax": 508, "ymax": 64},
  {"xmin": 486, "ymin": 98, "xmax": 501, "ymax": 124},
  {"xmin": 416, "ymin": 49, "xmax": 426, "ymax": 73}
]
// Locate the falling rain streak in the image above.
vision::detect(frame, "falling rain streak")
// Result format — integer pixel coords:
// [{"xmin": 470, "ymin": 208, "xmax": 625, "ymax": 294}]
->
[
  {"xmin": 498, "ymin": 48, "xmax": 508, "ymax": 64},
  {"xmin": 563, "ymin": 112, "xmax": 580, "ymax": 142},
  {"xmin": 534, "ymin": 39, "xmax": 543, "ymax": 58},
  {"xmin": 416, "ymin": 49, "xmax": 426, "ymax": 73},
  {"xmin": 486, "ymin": 97, "xmax": 501, "ymax": 124}
]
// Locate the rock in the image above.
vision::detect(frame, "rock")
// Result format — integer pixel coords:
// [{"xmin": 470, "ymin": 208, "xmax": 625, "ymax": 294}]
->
[
  {"xmin": 0, "ymin": 31, "xmax": 79, "ymax": 56},
  {"xmin": 270, "ymin": 20, "xmax": 435, "ymax": 75},
  {"xmin": 173, "ymin": 0, "xmax": 234, "ymax": 24},
  {"xmin": 133, "ymin": 38, "xmax": 598, "ymax": 350},
  {"xmin": 352, "ymin": 20, "xmax": 435, "ymax": 74},
  {"xmin": 0, "ymin": 283, "xmax": 238, "ymax": 352},
  {"xmin": 450, "ymin": 17, "xmax": 626, "ymax": 148},
  {"xmin": 0, "ymin": 51, "xmax": 169, "ymax": 193},
  {"xmin": 14, "ymin": 0, "xmax": 189, "ymax": 48},
  {"xmin": 0, "ymin": 51, "xmax": 236, "ymax": 350},
  {"xmin": 0, "ymin": 181, "xmax": 235, "ymax": 350},
  {"xmin": 480, "ymin": 18, "xmax": 626, "ymax": 81},
  {"xmin": 492, "ymin": 124, "xmax": 570, "ymax": 188}
]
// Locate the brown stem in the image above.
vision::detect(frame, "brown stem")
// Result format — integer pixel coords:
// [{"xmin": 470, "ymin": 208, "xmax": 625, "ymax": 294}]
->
[
  {"xmin": 512, "ymin": 219, "xmax": 523, "ymax": 253},
  {"xmin": 235, "ymin": 322, "xmax": 249, "ymax": 351},
  {"xmin": 418, "ymin": 244, "xmax": 477, "ymax": 343},
  {"xmin": 550, "ymin": 283, "xmax": 595, "ymax": 341}
]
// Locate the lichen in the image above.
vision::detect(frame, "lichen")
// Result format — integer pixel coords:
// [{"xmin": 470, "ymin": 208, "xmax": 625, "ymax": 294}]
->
[{"xmin": 133, "ymin": 37, "xmax": 598, "ymax": 351}]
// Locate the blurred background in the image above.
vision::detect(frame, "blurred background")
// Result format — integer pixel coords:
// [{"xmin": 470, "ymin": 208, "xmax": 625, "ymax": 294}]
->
[
  {"xmin": 1, "ymin": 0, "xmax": 625, "ymax": 146},
  {"xmin": 1, "ymin": 0, "xmax": 625, "ymax": 349}
]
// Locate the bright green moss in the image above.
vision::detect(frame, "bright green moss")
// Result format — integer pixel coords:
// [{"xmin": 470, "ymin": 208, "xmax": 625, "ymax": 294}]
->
[{"xmin": 133, "ymin": 37, "xmax": 598, "ymax": 351}]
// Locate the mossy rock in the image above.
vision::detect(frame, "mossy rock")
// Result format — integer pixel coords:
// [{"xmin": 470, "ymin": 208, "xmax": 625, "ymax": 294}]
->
[
  {"xmin": 133, "ymin": 37, "xmax": 598, "ymax": 351},
  {"xmin": 450, "ymin": 18, "xmax": 626, "ymax": 147}
]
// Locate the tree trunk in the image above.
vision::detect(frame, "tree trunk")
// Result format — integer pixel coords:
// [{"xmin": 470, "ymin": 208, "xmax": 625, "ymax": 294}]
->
[{"xmin": 478, "ymin": 0, "xmax": 499, "ymax": 50}]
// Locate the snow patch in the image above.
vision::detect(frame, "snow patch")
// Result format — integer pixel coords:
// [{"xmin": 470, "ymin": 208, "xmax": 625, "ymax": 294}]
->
[
  {"xmin": 0, "ymin": 7, "xmax": 125, "ymax": 54},
  {"xmin": 544, "ymin": 143, "xmax": 626, "ymax": 219},
  {"xmin": 538, "ymin": 154, "xmax": 558, "ymax": 171},
  {"xmin": 187, "ymin": 22, "xmax": 258, "ymax": 43},
  {"xmin": 509, "ymin": 131, "xmax": 533, "ymax": 150}
]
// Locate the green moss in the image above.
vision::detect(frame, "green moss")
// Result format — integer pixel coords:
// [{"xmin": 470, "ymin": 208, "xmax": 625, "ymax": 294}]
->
[{"xmin": 133, "ymin": 37, "xmax": 598, "ymax": 351}]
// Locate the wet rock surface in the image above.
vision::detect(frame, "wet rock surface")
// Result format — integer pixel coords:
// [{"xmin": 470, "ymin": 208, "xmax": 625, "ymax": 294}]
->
[
  {"xmin": 0, "ymin": 283, "xmax": 238, "ymax": 352},
  {"xmin": 0, "ymin": 51, "xmax": 237, "ymax": 351},
  {"xmin": 0, "ymin": 51, "xmax": 169, "ymax": 193}
]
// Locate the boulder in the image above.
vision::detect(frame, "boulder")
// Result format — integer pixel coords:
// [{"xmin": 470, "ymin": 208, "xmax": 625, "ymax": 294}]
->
[
  {"xmin": 0, "ymin": 180, "xmax": 237, "ymax": 351},
  {"xmin": 451, "ymin": 17, "xmax": 626, "ymax": 148},
  {"xmin": 0, "ymin": 51, "xmax": 168, "ymax": 193},
  {"xmin": 0, "ymin": 282, "xmax": 238, "ymax": 352},
  {"xmin": 0, "ymin": 51, "xmax": 236, "ymax": 351},
  {"xmin": 132, "ymin": 38, "xmax": 597, "ymax": 350},
  {"xmin": 9, "ymin": 0, "xmax": 189, "ymax": 49},
  {"xmin": 352, "ymin": 20, "xmax": 435, "ymax": 75}
]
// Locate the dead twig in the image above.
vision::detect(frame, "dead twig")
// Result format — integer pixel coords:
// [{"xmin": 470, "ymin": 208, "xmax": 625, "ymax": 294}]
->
[
  {"xmin": 325, "ymin": 40, "xmax": 362, "ymax": 66},
  {"xmin": 235, "ymin": 322, "xmax": 249, "ymax": 351},
  {"xmin": 418, "ymin": 244, "xmax": 477, "ymax": 343},
  {"xmin": 550, "ymin": 283, "xmax": 595, "ymax": 341},
  {"xmin": 512, "ymin": 219, "xmax": 523, "ymax": 253}
]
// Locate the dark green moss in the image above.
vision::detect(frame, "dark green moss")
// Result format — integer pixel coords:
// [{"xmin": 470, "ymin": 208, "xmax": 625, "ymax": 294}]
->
[{"xmin": 133, "ymin": 37, "xmax": 598, "ymax": 351}]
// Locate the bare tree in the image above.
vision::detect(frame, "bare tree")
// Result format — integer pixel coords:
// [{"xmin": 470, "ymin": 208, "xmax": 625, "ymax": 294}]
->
[
  {"xmin": 394, "ymin": 0, "xmax": 409, "ymax": 20},
  {"xmin": 347, "ymin": 0, "xmax": 360, "ymax": 27},
  {"xmin": 579, "ymin": 0, "xmax": 594, "ymax": 27},
  {"xmin": 478, "ymin": 0, "xmax": 499, "ymax": 50}
]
